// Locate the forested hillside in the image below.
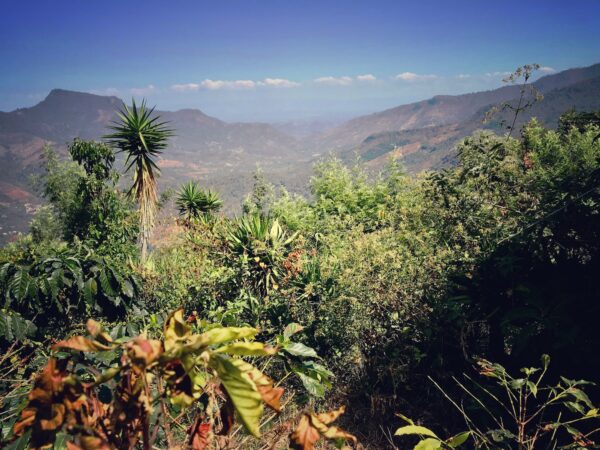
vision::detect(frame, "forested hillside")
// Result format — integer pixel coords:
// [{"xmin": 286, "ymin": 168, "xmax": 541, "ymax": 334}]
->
[
  {"xmin": 2, "ymin": 62, "xmax": 600, "ymax": 448},
  {"xmin": 2, "ymin": 63, "xmax": 600, "ymax": 242}
]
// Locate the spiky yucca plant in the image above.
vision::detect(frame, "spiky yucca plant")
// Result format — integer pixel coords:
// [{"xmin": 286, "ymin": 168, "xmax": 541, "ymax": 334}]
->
[
  {"xmin": 105, "ymin": 99, "xmax": 173, "ymax": 260},
  {"xmin": 176, "ymin": 181, "xmax": 223, "ymax": 224}
]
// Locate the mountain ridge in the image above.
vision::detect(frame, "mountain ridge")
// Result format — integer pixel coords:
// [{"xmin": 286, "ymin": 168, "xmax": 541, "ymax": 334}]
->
[{"xmin": 1, "ymin": 62, "xmax": 600, "ymax": 241}]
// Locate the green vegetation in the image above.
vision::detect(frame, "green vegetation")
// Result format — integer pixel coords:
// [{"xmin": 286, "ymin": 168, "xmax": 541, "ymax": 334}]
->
[
  {"xmin": 176, "ymin": 181, "xmax": 223, "ymax": 224},
  {"xmin": 105, "ymin": 99, "xmax": 174, "ymax": 260},
  {"xmin": 1, "ymin": 95, "xmax": 600, "ymax": 449}
]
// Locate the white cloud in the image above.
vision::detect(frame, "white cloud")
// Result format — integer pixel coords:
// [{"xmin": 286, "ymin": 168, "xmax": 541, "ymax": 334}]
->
[
  {"xmin": 539, "ymin": 66, "xmax": 556, "ymax": 73},
  {"xmin": 257, "ymin": 78, "xmax": 300, "ymax": 88},
  {"xmin": 130, "ymin": 84, "xmax": 156, "ymax": 96},
  {"xmin": 356, "ymin": 74, "xmax": 376, "ymax": 82},
  {"xmin": 171, "ymin": 83, "xmax": 200, "ymax": 92},
  {"xmin": 395, "ymin": 72, "xmax": 437, "ymax": 82},
  {"xmin": 313, "ymin": 76, "xmax": 353, "ymax": 86},
  {"xmin": 172, "ymin": 78, "xmax": 301, "ymax": 91},
  {"xmin": 456, "ymin": 73, "xmax": 471, "ymax": 79},
  {"xmin": 201, "ymin": 79, "xmax": 256, "ymax": 90}
]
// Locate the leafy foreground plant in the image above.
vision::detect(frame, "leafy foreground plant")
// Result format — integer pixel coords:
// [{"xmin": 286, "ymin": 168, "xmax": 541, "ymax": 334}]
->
[
  {"xmin": 394, "ymin": 416, "xmax": 470, "ymax": 450},
  {"xmin": 0, "ymin": 252, "xmax": 139, "ymax": 342},
  {"xmin": 428, "ymin": 355, "xmax": 600, "ymax": 449},
  {"xmin": 6, "ymin": 309, "xmax": 356, "ymax": 449}
]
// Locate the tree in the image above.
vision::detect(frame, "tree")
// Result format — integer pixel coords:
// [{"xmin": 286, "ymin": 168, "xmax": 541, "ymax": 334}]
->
[
  {"xmin": 105, "ymin": 99, "xmax": 173, "ymax": 260},
  {"xmin": 176, "ymin": 181, "xmax": 223, "ymax": 224},
  {"xmin": 31, "ymin": 142, "xmax": 137, "ymax": 256}
]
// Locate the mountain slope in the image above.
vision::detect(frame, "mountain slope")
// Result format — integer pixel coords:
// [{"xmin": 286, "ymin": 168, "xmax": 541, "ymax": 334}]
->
[
  {"xmin": 351, "ymin": 74, "xmax": 600, "ymax": 173},
  {"xmin": 315, "ymin": 63, "xmax": 600, "ymax": 156},
  {"xmin": 0, "ymin": 90, "xmax": 312, "ymax": 241}
]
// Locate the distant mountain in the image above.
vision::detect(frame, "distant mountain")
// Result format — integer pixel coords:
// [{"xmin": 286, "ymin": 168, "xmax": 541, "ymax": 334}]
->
[
  {"xmin": 1, "ymin": 63, "xmax": 600, "ymax": 242},
  {"xmin": 0, "ymin": 89, "xmax": 306, "ymax": 168},
  {"xmin": 0, "ymin": 89, "xmax": 313, "ymax": 241},
  {"xmin": 314, "ymin": 63, "xmax": 600, "ymax": 161}
]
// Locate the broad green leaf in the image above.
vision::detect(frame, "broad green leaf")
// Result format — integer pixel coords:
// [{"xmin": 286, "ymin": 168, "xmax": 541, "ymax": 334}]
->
[
  {"xmin": 209, "ymin": 354, "xmax": 263, "ymax": 437},
  {"xmin": 122, "ymin": 279, "xmax": 134, "ymax": 298},
  {"xmin": 9, "ymin": 270, "xmax": 30, "ymax": 302},
  {"xmin": 83, "ymin": 278, "xmax": 98, "ymax": 305},
  {"xmin": 567, "ymin": 387, "xmax": 594, "ymax": 408},
  {"xmin": 414, "ymin": 438, "xmax": 443, "ymax": 450},
  {"xmin": 99, "ymin": 269, "xmax": 116, "ymax": 297},
  {"xmin": 215, "ymin": 342, "xmax": 276, "ymax": 357},
  {"xmin": 395, "ymin": 425, "xmax": 438, "ymax": 439},
  {"xmin": 447, "ymin": 431, "xmax": 470, "ymax": 447},
  {"xmin": 284, "ymin": 342, "xmax": 318, "ymax": 358},
  {"xmin": 292, "ymin": 361, "xmax": 333, "ymax": 398},
  {"xmin": 187, "ymin": 326, "xmax": 258, "ymax": 351}
]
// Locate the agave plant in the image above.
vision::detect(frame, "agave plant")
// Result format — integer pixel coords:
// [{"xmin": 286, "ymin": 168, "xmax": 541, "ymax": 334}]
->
[
  {"xmin": 226, "ymin": 214, "xmax": 298, "ymax": 296},
  {"xmin": 176, "ymin": 181, "xmax": 223, "ymax": 224},
  {"xmin": 104, "ymin": 99, "xmax": 173, "ymax": 260}
]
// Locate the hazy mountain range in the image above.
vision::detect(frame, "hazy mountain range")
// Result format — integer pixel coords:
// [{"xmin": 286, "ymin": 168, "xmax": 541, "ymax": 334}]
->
[{"xmin": 1, "ymin": 62, "xmax": 600, "ymax": 241}]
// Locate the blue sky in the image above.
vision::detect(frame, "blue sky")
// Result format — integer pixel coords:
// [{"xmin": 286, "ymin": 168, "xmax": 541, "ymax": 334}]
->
[{"xmin": 1, "ymin": 0, "xmax": 600, "ymax": 121}]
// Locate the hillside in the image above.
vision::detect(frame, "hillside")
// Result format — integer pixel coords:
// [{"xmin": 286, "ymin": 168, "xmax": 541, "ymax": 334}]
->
[
  {"xmin": 328, "ymin": 65, "xmax": 600, "ymax": 172},
  {"xmin": 2, "ymin": 63, "xmax": 600, "ymax": 241},
  {"xmin": 315, "ymin": 63, "xmax": 600, "ymax": 160},
  {"xmin": 0, "ymin": 90, "xmax": 314, "ymax": 240}
]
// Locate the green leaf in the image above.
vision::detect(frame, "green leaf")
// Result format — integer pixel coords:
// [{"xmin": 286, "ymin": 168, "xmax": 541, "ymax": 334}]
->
[
  {"xmin": 284, "ymin": 342, "xmax": 318, "ymax": 358},
  {"xmin": 215, "ymin": 342, "xmax": 276, "ymax": 357},
  {"xmin": 395, "ymin": 425, "xmax": 438, "ymax": 439},
  {"xmin": 188, "ymin": 326, "xmax": 258, "ymax": 350},
  {"xmin": 396, "ymin": 413, "xmax": 415, "ymax": 425},
  {"xmin": 9, "ymin": 270, "xmax": 30, "ymax": 303},
  {"xmin": 446, "ymin": 431, "xmax": 470, "ymax": 448},
  {"xmin": 414, "ymin": 438, "xmax": 443, "ymax": 450},
  {"xmin": 541, "ymin": 354, "xmax": 550, "ymax": 370},
  {"xmin": 209, "ymin": 354, "xmax": 263, "ymax": 437},
  {"xmin": 99, "ymin": 269, "xmax": 116, "ymax": 297},
  {"xmin": 527, "ymin": 380, "xmax": 538, "ymax": 397},
  {"xmin": 83, "ymin": 278, "xmax": 98, "ymax": 305},
  {"xmin": 567, "ymin": 387, "xmax": 594, "ymax": 408},
  {"xmin": 292, "ymin": 361, "xmax": 333, "ymax": 398},
  {"xmin": 122, "ymin": 279, "xmax": 134, "ymax": 298}
]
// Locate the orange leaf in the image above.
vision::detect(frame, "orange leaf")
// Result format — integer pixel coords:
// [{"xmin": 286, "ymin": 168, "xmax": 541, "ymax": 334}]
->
[
  {"xmin": 86, "ymin": 319, "xmax": 113, "ymax": 343},
  {"xmin": 188, "ymin": 416, "xmax": 211, "ymax": 450},
  {"xmin": 290, "ymin": 414, "xmax": 320, "ymax": 450},
  {"xmin": 126, "ymin": 336, "xmax": 163, "ymax": 368},
  {"xmin": 320, "ymin": 425, "xmax": 357, "ymax": 444},
  {"xmin": 78, "ymin": 436, "xmax": 112, "ymax": 450},
  {"xmin": 315, "ymin": 405, "xmax": 346, "ymax": 425},
  {"xmin": 247, "ymin": 370, "xmax": 284, "ymax": 412},
  {"xmin": 52, "ymin": 336, "xmax": 113, "ymax": 352},
  {"xmin": 13, "ymin": 408, "xmax": 36, "ymax": 436},
  {"xmin": 39, "ymin": 403, "xmax": 66, "ymax": 430}
]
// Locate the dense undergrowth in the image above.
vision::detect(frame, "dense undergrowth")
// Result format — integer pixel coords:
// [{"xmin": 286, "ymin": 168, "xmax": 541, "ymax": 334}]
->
[{"xmin": 1, "ymin": 95, "xmax": 600, "ymax": 448}]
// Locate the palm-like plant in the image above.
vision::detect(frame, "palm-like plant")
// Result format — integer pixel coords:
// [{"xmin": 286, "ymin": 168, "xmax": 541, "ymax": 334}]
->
[
  {"xmin": 176, "ymin": 181, "xmax": 223, "ymax": 224},
  {"xmin": 105, "ymin": 99, "xmax": 173, "ymax": 260}
]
